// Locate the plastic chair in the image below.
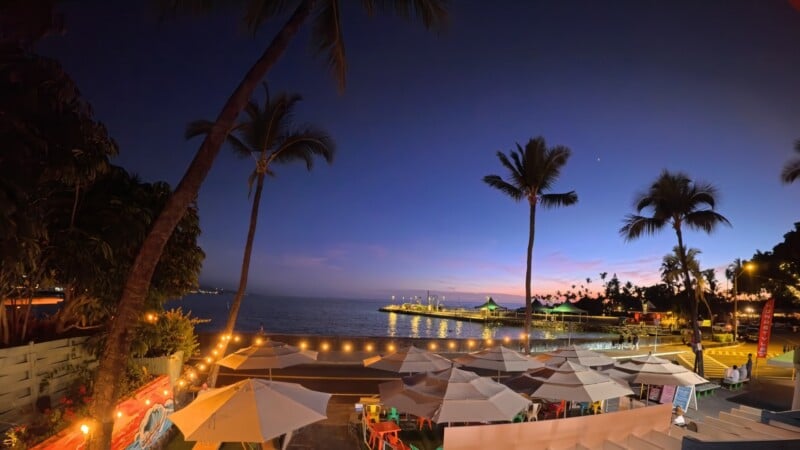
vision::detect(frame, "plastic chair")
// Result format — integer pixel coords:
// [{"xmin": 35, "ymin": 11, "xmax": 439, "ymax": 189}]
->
[
  {"xmin": 386, "ymin": 407, "xmax": 400, "ymax": 424},
  {"xmin": 577, "ymin": 402, "xmax": 590, "ymax": 416},
  {"xmin": 590, "ymin": 401, "xmax": 603, "ymax": 415},
  {"xmin": 551, "ymin": 400, "xmax": 566, "ymax": 418},
  {"xmin": 365, "ymin": 404, "xmax": 382, "ymax": 423},
  {"xmin": 526, "ymin": 403, "xmax": 541, "ymax": 421},
  {"xmin": 387, "ymin": 434, "xmax": 410, "ymax": 450},
  {"xmin": 416, "ymin": 416, "xmax": 433, "ymax": 430}
]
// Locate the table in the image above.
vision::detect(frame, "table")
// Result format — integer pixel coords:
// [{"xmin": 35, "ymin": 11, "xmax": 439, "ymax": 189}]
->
[{"xmin": 368, "ymin": 421, "xmax": 400, "ymax": 449}]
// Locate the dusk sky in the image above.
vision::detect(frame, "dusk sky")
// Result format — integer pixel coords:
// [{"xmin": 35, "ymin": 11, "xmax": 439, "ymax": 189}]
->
[{"xmin": 39, "ymin": 1, "xmax": 800, "ymax": 302}]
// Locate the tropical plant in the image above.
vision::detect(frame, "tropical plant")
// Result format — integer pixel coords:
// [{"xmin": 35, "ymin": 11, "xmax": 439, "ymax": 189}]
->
[
  {"xmin": 780, "ymin": 139, "xmax": 800, "ymax": 184},
  {"xmin": 129, "ymin": 307, "xmax": 207, "ymax": 360},
  {"xmin": 88, "ymin": 2, "xmax": 447, "ymax": 446},
  {"xmin": 483, "ymin": 136, "xmax": 578, "ymax": 354},
  {"xmin": 620, "ymin": 170, "xmax": 730, "ymax": 376},
  {"xmin": 186, "ymin": 86, "xmax": 334, "ymax": 385},
  {"xmin": 662, "ymin": 246, "xmax": 715, "ymax": 338}
]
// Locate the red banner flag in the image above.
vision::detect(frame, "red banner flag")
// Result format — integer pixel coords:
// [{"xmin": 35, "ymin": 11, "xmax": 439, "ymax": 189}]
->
[{"xmin": 756, "ymin": 298, "xmax": 775, "ymax": 358}]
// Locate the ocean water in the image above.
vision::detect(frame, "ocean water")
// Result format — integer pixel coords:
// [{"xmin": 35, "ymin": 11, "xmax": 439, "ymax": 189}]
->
[{"xmin": 168, "ymin": 293, "xmax": 613, "ymax": 341}]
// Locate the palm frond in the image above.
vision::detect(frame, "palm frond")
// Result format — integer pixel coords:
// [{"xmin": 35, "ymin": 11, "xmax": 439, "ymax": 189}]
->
[
  {"xmin": 311, "ymin": 0, "xmax": 347, "ymax": 91},
  {"xmin": 242, "ymin": 0, "xmax": 295, "ymax": 34},
  {"xmin": 226, "ymin": 131, "xmax": 254, "ymax": 159},
  {"xmin": 270, "ymin": 130, "xmax": 336, "ymax": 170},
  {"xmin": 781, "ymin": 158, "xmax": 800, "ymax": 184},
  {"xmin": 184, "ymin": 119, "xmax": 215, "ymax": 140},
  {"xmin": 483, "ymin": 175, "xmax": 523, "ymax": 201},
  {"xmin": 364, "ymin": 0, "xmax": 448, "ymax": 31},
  {"xmin": 620, "ymin": 215, "xmax": 666, "ymax": 241},
  {"xmin": 246, "ymin": 169, "xmax": 258, "ymax": 197},
  {"xmin": 684, "ymin": 210, "xmax": 731, "ymax": 233},
  {"xmin": 539, "ymin": 191, "xmax": 577, "ymax": 209}
]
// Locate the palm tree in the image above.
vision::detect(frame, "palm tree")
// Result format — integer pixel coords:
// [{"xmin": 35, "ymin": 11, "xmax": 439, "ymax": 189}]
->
[
  {"xmin": 662, "ymin": 246, "xmax": 715, "ymax": 339},
  {"xmin": 483, "ymin": 137, "xmax": 578, "ymax": 354},
  {"xmin": 620, "ymin": 170, "xmax": 730, "ymax": 376},
  {"xmin": 187, "ymin": 86, "xmax": 334, "ymax": 386},
  {"xmin": 780, "ymin": 139, "xmax": 800, "ymax": 184},
  {"xmin": 88, "ymin": 2, "xmax": 446, "ymax": 447}
]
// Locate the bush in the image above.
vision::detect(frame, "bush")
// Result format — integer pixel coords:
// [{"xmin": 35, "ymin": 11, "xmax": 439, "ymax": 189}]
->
[{"xmin": 130, "ymin": 307, "xmax": 207, "ymax": 362}]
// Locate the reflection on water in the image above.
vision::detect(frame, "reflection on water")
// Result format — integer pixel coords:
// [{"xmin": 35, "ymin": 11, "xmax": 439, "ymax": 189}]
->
[
  {"xmin": 455, "ymin": 321, "xmax": 463, "ymax": 337},
  {"xmin": 425, "ymin": 317, "xmax": 433, "ymax": 335},
  {"xmin": 410, "ymin": 316, "xmax": 421, "ymax": 338},
  {"xmin": 437, "ymin": 320, "xmax": 448, "ymax": 338},
  {"xmin": 387, "ymin": 313, "xmax": 397, "ymax": 337},
  {"xmin": 481, "ymin": 327, "xmax": 494, "ymax": 340}
]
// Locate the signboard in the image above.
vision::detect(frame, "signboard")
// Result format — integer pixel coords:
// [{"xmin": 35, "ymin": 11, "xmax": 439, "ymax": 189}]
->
[
  {"xmin": 659, "ymin": 385, "xmax": 676, "ymax": 404},
  {"xmin": 756, "ymin": 298, "xmax": 775, "ymax": 358},
  {"xmin": 648, "ymin": 385, "xmax": 662, "ymax": 402},
  {"xmin": 672, "ymin": 385, "xmax": 693, "ymax": 412}
]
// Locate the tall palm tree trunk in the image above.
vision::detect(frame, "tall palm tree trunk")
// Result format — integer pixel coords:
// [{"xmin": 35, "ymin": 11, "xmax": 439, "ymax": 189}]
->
[
  {"xmin": 676, "ymin": 228, "xmax": 703, "ymax": 376},
  {"xmin": 86, "ymin": 3, "xmax": 314, "ymax": 448},
  {"xmin": 524, "ymin": 202, "xmax": 537, "ymax": 354},
  {"xmin": 208, "ymin": 171, "xmax": 266, "ymax": 387}
]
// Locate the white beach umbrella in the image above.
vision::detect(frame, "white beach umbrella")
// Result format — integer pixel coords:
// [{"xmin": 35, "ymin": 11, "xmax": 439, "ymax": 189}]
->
[
  {"xmin": 169, "ymin": 378, "xmax": 331, "ymax": 443},
  {"xmin": 453, "ymin": 345, "xmax": 544, "ymax": 378},
  {"xmin": 216, "ymin": 341, "xmax": 318, "ymax": 380},
  {"xmin": 363, "ymin": 345, "xmax": 452, "ymax": 374},
  {"xmin": 378, "ymin": 367, "xmax": 530, "ymax": 423},
  {"xmin": 504, "ymin": 361, "xmax": 633, "ymax": 403},
  {"xmin": 613, "ymin": 354, "xmax": 709, "ymax": 386},
  {"xmin": 534, "ymin": 345, "xmax": 616, "ymax": 369}
]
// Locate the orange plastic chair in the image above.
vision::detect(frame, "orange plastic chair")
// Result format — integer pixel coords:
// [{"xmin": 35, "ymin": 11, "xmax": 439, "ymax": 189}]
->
[
  {"xmin": 552, "ymin": 400, "xmax": 566, "ymax": 418},
  {"xmin": 387, "ymin": 434, "xmax": 411, "ymax": 450},
  {"xmin": 416, "ymin": 416, "xmax": 433, "ymax": 430}
]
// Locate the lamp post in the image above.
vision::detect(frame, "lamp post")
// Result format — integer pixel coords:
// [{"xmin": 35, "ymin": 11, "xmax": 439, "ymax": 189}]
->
[{"xmin": 732, "ymin": 262, "xmax": 754, "ymax": 341}]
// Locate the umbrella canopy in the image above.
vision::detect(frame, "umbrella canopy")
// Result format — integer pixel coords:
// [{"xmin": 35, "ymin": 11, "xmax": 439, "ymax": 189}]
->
[
  {"xmin": 474, "ymin": 297, "xmax": 505, "ymax": 311},
  {"xmin": 379, "ymin": 367, "xmax": 530, "ymax": 423},
  {"xmin": 169, "ymin": 379, "xmax": 331, "ymax": 443},
  {"xmin": 550, "ymin": 302, "xmax": 587, "ymax": 314},
  {"xmin": 613, "ymin": 354, "xmax": 709, "ymax": 386},
  {"xmin": 534, "ymin": 345, "xmax": 616, "ymax": 369},
  {"xmin": 216, "ymin": 341, "xmax": 318, "ymax": 379},
  {"xmin": 767, "ymin": 350, "xmax": 795, "ymax": 368},
  {"xmin": 504, "ymin": 361, "xmax": 633, "ymax": 402},
  {"xmin": 453, "ymin": 346, "xmax": 544, "ymax": 374},
  {"xmin": 363, "ymin": 345, "xmax": 452, "ymax": 374}
]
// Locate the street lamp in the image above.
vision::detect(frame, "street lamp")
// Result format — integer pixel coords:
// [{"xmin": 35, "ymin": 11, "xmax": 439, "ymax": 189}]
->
[{"xmin": 732, "ymin": 262, "xmax": 754, "ymax": 341}]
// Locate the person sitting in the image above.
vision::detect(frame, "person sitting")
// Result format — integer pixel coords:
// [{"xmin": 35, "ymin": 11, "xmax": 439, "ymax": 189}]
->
[
  {"xmin": 673, "ymin": 406, "xmax": 686, "ymax": 427},
  {"xmin": 738, "ymin": 364, "xmax": 748, "ymax": 381},
  {"xmin": 724, "ymin": 364, "xmax": 740, "ymax": 382}
]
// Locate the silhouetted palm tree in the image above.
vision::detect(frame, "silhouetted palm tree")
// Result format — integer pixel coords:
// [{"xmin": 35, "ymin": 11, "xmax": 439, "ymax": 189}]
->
[
  {"xmin": 187, "ymin": 86, "xmax": 334, "ymax": 386},
  {"xmin": 483, "ymin": 137, "xmax": 577, "ymax": 354},
  {"xmin": 780, "ymin": 140, "xmax": 800, "ymax": 184},
  {"xmin": 662, "ymin": 246, "xmax": 715, "ymax": 338},
  {"xmin": 621, "ymin": 170, "xmax": 730, "ymax": 376},
  {"xmin": 89, "ymin": 2, "xmax": 446, "ymax": 447}
]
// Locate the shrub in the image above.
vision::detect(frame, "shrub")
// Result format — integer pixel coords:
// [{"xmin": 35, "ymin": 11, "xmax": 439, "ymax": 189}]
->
[
  {"xmin": 130, "ymin": 307, "xmax": 207, "ymax": 362},
  {"xmin": 712, "ymin": 333, "xmax": 734, "ymax": 343}
]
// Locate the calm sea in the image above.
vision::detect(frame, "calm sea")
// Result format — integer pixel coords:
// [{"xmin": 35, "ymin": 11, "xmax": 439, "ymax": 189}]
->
[{"xmin": 168, "ymin": 293, "xmax": 613, "ymax": 341}]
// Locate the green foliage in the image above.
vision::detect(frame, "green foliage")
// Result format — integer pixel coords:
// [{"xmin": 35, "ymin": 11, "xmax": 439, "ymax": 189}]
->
[
  {"xmin": 130, "ymin": 308, "xmax": 207, "ymax": 360},
  {"xmin": 712, "ymin": 333, "xmax": 734, "ymax": 343}
]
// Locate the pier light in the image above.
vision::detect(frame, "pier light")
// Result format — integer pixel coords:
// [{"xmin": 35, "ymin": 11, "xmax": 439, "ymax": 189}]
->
[
  {"xmin": 448, "ymin": 341, "xmax": 456, "ymax": 349},
  {"xmin": 299, "ymin": 341, "xmax": 308, "ymax": 350},
  {"xmin": 80, "ymin": 424, "xmax": 90, "ymax": 435},
  {"xmin": 343, "ymin": 343, "xmax": 352, "ymax": 352},
  {"xmin": 321, "ymin": 342, "xmax": 330, "ymax": 351},
  {"xmin": 365, "ymin": 343, "xmax": 374, "ymax": 352},
  {"xmin": 429, "ymin": 342, "xmax": 438, "ymax": 350},
  {"xmin": 387, "ymin": 343, "xmax": 396, "ymax": 352}
]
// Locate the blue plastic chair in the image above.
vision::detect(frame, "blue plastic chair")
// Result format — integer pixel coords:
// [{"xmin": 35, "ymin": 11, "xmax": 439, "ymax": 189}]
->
[{"xmin": 578, "ymin": 402, "xmax": 590, "ymax": 415}]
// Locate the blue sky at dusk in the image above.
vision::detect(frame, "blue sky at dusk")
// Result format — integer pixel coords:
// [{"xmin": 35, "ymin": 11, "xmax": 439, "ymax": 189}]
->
[{"xmin": 39, "ymin": 1, "xmax": 800, "ymax": 302}]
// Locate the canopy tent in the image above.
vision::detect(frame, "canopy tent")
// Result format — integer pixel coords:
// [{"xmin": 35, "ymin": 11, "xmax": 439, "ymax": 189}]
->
[
  {"xmin": 474, "ymin": 297, "xmax": 506, "ymax": 311},
  {"xmin": 363, "ymin": 345, "xmax": 452, "ymax": 374},
  {"xmin": 216, "ymin": 341, "xmax": 318, "ymax": 380},
  {"xmin": 453, "ymin": 345, "xmax": 544, "ymax": 379},
  {"xmin": 504, "ymin": 360, "xmax": 633, "ymax": 405}
]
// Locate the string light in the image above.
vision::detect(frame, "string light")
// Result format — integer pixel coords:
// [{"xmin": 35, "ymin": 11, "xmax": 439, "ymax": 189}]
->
[
  {"xmin": 145, "ymin": 399, "xmax": 151, "ymax": 406},
  {"xmin": 321, "ymin": 342, "xmax": 330, "ymax": 351},
  {"xmin": 234, "ymin": 335, "xmax": 241, "ymax": 342},
  {"xmin": 255, "ymin": 337, "xmax": 264, "ymax": 346},
  {"xmin": 116, "ymin": 411, "xmax": 122, "ymax": 419},
  {"xmin": 503, "ymin": 336, "xmax": 511, "ymax": 344},
  {"xmin": 387, "ymin": 343, "xmax": 396, "ymax": 352},
  {"xmin": 198, "ymin": 363, "xmax": 207, "ymax": 371},
  {"xmin": 448, "ymin": 341, "xmax": 456, "ymax": 349},
  {"xmin": 299, "ymin": 342, "xmax": 308, "ymax": 350},
  {"xmin": 429, "ymin": 342, "xmax": 437, "ymax": 350},
  {"xmin": 365, "ymin": 344, "xmax": 374, "ymax": 352},
  {"xmin": 205, "ymin": 356, "xmax": 213, "ymax": 364},
  {"xmin": 80, "ymin": 424, "xmax": 89, "ymax": 435},
  {"xmin": 343, "ymin": 343, "xmax": 352, "ymax": 352},
  {"xmin": 467, "ymin": 340, "xmax": 475, "ymax": 349}
]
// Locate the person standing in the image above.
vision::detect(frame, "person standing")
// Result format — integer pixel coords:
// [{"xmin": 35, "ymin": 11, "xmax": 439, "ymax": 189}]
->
[
  {"xmin": 633, "ymin": 334, "xmax": 640, "ymax": 350},
  {"xmin": 745, "ymin": 353, "xmax": 753, "ymax": 379}
]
